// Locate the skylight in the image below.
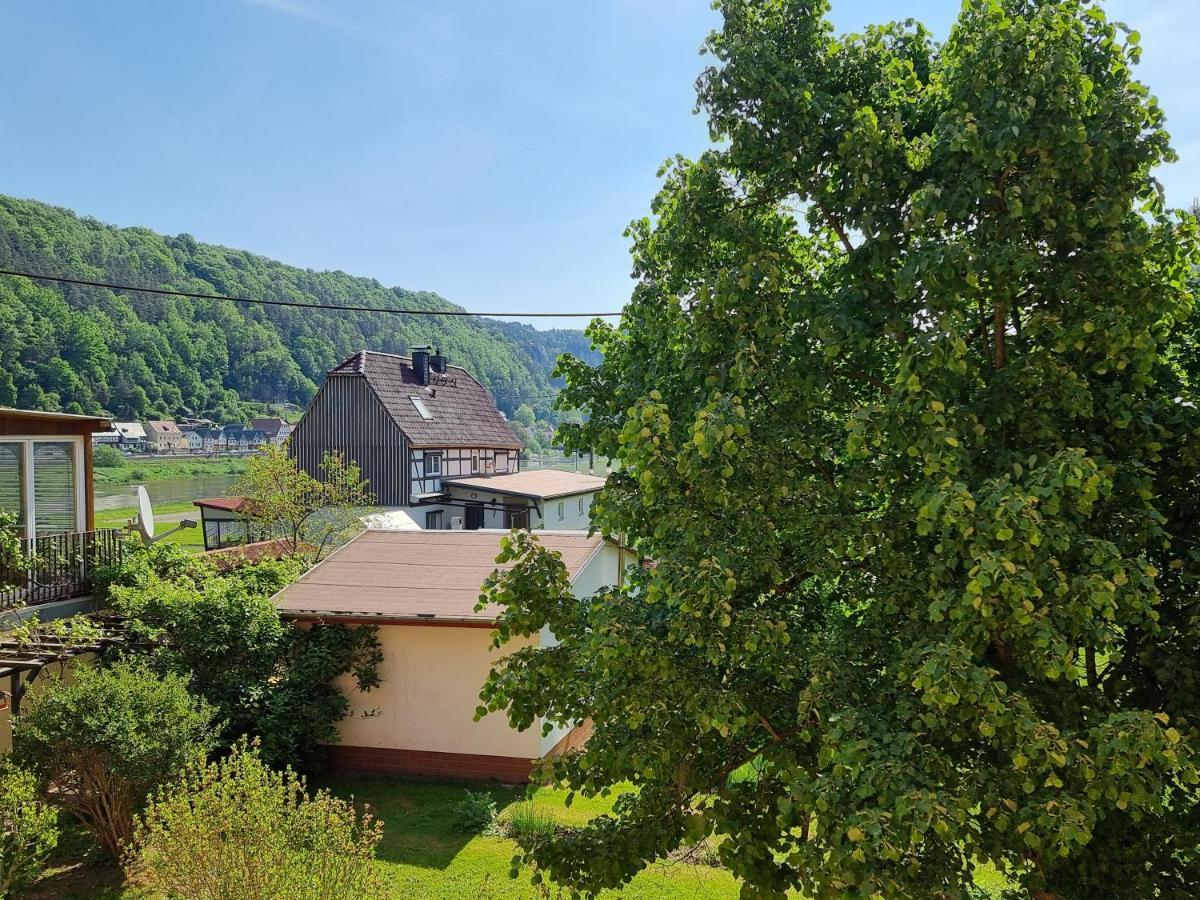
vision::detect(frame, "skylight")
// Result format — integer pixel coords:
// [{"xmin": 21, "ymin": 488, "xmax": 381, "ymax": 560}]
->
[{"xmin": 409, "ymin": 396, "xmax": 433, "ymax": 420}]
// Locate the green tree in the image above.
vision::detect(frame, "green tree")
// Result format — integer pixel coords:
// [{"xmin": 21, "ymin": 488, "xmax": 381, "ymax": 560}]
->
[
  {"xmin": 479, "ymin": 2, "xmax": 1200, "ymax": 897},
  {"xmin": 235, "ymin": 446, "xmax": 374, "ymax": 564},
  {"xmin": 126, "ymin": 739, "xmax": 385, "ymax": 900},
  {"xmin": 13, "ymin": 663, "xmax": 216, "ymax": 859},
  {"xmin": 515, "ymin": 403, "xmax": 537, "ymax": 428},
  {"xmin": 0, "ymin": 763, "xmax": 60, "ymax": 898},
  {"xmin": 93, "ymin": 444, "xmax": 126, "ymax": 468}
]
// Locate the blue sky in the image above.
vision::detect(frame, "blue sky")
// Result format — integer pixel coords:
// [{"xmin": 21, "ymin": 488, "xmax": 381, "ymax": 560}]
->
[{"xmin": 2, "ymin": 1, "xmax": 1196, "ymax": 328}]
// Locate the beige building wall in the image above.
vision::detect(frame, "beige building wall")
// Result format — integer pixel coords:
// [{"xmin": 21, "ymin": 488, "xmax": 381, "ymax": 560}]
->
[
  {"xmin": 331, "ymin": 541, "xmax": 628, "ymax": 762},
  {"xmin": 0, "ymin": 655, "xmax": 94, "ymax": 753},
  {"xmin": 335, "ymin": 627, "xmax": 540, "ymax": 759}
]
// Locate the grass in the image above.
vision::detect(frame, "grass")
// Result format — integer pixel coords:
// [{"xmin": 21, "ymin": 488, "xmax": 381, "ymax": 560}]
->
[
  {"xmin": 94, "ymin": 500, "xmax": 206, "ymax": 551},
  {"xmin": 30, "ymin": 774, "xmax": 1014, "ymax": 899},
  {"xmin": 319, "ymin": 775, "xmax": 741, "ymax": 899},
  {"xmin": 93, "ymin": 455, "xmax": 249, "ymax": 485}
]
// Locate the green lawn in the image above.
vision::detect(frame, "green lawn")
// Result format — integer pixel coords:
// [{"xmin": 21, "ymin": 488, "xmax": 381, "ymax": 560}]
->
[
  {"xmin": 31, "ymin": 773, "xmax": 1013, "ymax": 898},
  {"xmin": 319, "ymin": 775, "xmax": 741, "ymax": 899}
]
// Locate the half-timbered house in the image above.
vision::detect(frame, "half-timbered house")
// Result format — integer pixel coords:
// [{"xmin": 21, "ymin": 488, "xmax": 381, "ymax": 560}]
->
[{"xmin": 289, "ymin": 348, "xmax": 522, "ymax": 525}]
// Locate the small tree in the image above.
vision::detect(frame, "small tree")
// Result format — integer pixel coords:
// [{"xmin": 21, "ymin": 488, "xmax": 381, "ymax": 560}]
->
[
  {"xmin": 13, "ymin": 663, "xmax": 216, "ymax": 859},
  {"xmin": 125, "ymin": 740, "xmax": 386, "ymax": 900},
  {"xmin": 235, "ymin": 446, "xmax": 374, "ymax": 564},
  {"xmin": 93, "ymin": 444, "xmax": 126, "ymax": 468},
  {"xmin": 0, "ymin": 762, "xmax": 59, "ymax": 898}
]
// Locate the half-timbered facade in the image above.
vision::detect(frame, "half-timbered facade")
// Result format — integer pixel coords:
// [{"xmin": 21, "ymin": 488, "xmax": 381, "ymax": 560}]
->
[{"xmin": 290, "ymin": 349, "xmax": 521, "ymax": 525}]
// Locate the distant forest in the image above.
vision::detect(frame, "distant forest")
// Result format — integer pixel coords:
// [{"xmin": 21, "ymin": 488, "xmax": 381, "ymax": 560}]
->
[{"xmin": 0, "ymin": 195, "xmax": 601, "ymax": 424}]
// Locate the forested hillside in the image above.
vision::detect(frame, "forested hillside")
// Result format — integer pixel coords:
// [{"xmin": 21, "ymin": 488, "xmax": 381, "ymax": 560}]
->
[{"xmin": 0, "ymin": 196, "xmax": 595, "ymax": 422}]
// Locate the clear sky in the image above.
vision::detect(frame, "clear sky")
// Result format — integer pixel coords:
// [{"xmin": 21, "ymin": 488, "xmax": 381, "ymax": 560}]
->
[{"xmin": 2, "ymin": 1, "xmax": 1196, "ymax": 328}]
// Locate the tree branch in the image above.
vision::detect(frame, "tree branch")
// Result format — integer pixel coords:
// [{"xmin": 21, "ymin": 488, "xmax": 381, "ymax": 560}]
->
[{"xmin": 817, "ymin": 202, "xmax": 855, "ymax": 254}]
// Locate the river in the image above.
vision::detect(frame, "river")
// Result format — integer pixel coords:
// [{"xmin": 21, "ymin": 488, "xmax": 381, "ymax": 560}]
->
[{"xmin": 94, "ymin": 474, "xmax": 242, "ymax": 512}]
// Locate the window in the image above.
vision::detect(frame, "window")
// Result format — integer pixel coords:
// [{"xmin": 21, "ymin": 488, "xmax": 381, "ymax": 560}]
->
[
  {"xmin": 425, "ymin": 510, "xmax": 443, "ymax": 530},
  {"xmin": 471, "ymin": 453, "xmax": 479, "ymax": 473},
  {"xmin": 409, "ymin": 396, "xmax": 433, "ymax": 420},
  {"xmin": 425, "ymin": 453, "xmax": 442, "ymax": 476},
  {"xmin": 557, "ymin": 501, "xmax": 565, "ymax": 521},
  {"xmin": 578, "ymin": 497, "xmax": 586, "ymax": 515},
  {"xmin": 0, "ymin": 442, "xmax": 25, "ymax": 530},
  {"xmin": 34, "ymin": 443, "xmax": 77, "ymax": 536},
  {"xmin": 0, "ymin": 438, "xmax": 83, "ymax": 540}
]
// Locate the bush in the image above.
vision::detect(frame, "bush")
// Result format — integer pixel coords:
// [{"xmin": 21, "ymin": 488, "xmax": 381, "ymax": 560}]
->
[
  {"xmin": 108, "ymin": 549, "xmax": 380, "ymax": 772},
  {"xmin": 0, "ymin": 762, "xmax": 59, "ymax": 897},
  {"xmin": 505, "ymin": 802, "xmax": 557, "ymax": 845},
  {"xmin": 125, "ymin": 740, "xmax": 385, "ymax": 900},
  {"xmin": 451, "ymin": 790, "xmax": 499, "ymax": 835},
  {"xmin": 13, "ymin": 662, "xmax": 216, "ymax": 859},
  {"xmin": 93, "ymin": 445, "xmax": 126, "ymax": 468}
]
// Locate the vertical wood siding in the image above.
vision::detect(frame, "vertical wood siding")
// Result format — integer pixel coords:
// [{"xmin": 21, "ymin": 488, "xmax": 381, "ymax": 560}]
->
[{"xmin": 289, "ymin": 376, "xmax": 408, "ymax": 505}]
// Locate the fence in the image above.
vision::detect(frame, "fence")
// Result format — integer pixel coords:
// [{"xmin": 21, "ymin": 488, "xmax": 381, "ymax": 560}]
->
[{"xmin": 0, "ymin": 529, "xmax": 124, "ymax": 609}]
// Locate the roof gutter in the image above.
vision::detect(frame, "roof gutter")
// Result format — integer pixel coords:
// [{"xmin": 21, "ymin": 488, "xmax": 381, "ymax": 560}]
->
[{"xmin": 279, "ymin": 611, "xmax": 498, "ymax": 629}]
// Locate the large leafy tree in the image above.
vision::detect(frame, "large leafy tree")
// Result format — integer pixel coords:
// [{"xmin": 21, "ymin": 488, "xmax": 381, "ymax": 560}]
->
[{"xmin": 479, "ymin": 1, "xmax": 1200, "ymax": 896}]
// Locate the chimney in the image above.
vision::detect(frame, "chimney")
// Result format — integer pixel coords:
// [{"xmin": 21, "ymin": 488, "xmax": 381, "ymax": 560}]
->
[
  {"xmin": 412, "ymin": 347, "xmax": 431, "ymax": 385},
  {"xmin": 431, "ymin": 347, "xmax": 448, "ymax": 374}
]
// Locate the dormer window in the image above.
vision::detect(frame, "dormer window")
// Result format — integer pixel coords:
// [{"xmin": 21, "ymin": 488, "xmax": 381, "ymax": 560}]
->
[{"xmin": 409, "ymin": 396, "xmax": 433, "ymax": 420}]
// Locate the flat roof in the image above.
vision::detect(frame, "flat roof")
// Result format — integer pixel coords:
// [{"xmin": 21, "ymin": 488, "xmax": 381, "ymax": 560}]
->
[
  {"xmin": 445, "ymin": 469, "xmax": 607, "ymax": 501},
  {"xmin": 273, "ymin": 529, "xmax": 604, "ymax": 623},
  {"xmin": 0, "ymin": 407, "xmax": 112, "ymax": 430}
]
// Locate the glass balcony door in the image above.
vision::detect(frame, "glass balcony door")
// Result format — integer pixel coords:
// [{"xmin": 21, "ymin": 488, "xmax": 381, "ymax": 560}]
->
[{"xmin": 0, "ymin": 438, "xmax": 84, "ymax": 541}]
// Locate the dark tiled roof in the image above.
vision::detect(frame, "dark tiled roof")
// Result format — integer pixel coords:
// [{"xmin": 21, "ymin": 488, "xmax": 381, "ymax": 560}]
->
[
  {"xmin": 326, "ymin": 351, "xmax": 521, "ymax": 450},
  {"xmin": 248, "ymin": 417, "xmax": 288, "ymax": 436}
]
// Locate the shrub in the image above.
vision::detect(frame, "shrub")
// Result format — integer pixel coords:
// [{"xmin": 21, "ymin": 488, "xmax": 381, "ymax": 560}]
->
[
  {"xmin": 125, "ymin": 740, "xmax": 385, "ymax": 900},
  {"xmin": 452, "ymin": 790, "xmax": 499, "ymax": 834},
  {"xmin": 505, "ymin": 802, "xmax": 557, "ymax": 845},
  {"xmin": 93, "ymin": 445, "xmax": 126, "ymax": 468},
  {"xmin": 108, "ymin": 550, "xmax": 380, "ymax": 772},
  {"xmin": 13, "ymin": 662, "xmax": 216, "ymax": 859},
  {"xmin": 0, "ymin": 762, "xmax": 59, "ymax": 897}
]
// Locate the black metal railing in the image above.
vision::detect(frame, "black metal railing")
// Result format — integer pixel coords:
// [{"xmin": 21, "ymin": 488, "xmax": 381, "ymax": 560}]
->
[{"xmin": 0, "ymin": 529, "xmax": 124, "ymax": 609}]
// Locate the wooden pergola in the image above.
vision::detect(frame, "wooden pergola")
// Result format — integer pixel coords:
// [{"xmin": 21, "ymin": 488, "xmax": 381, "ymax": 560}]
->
[{"xmin": 0, "ymin": 614, "xmax": 132, "ymax": 715}]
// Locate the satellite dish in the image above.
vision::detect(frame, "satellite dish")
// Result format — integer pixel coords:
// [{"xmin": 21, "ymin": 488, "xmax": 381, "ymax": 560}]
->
[
  {"xmin": 136, "ymin": 486, "xmax": 156, "ymax": 542},
  {"xmin": 133, "ymin": 484, "xmax": 196, "ymax": 546}
]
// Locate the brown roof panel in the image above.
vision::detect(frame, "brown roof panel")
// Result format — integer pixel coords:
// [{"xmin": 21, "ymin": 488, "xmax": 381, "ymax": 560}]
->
[
  {"xmin": 273, "ymin": 529, "xmax": 603, "ymax": 621},
  {"xmin": 326, "ymin": 351, "xmax": 521, "ymax": 450},
  {"xmin": 446, "ymin": 469, "xmax": 607, "ymax": 500}
]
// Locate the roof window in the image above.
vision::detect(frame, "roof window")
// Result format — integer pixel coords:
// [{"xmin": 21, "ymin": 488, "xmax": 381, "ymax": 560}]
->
[{"xmin": 409, "ymin": 396, "xmax": 433, "ymax": 420}]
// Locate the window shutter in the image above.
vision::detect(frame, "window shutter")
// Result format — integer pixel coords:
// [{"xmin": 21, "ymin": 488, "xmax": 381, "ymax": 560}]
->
[
  {"xmin": 33, "ymin": 442, "xmax": 77, "ymax": 537},
  {"xmin": 0, "ymin": 442, "xmax": 24, "ymax": 527}
]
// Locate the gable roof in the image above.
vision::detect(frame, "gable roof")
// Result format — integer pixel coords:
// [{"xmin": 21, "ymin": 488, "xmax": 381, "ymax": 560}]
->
[
  {"xmin": 446, "ymin": 470, "xmax": 606, "ymax": 500},
  {"xmin": 146, "ymin": 420, "xmax": 181, "ymax": 435},
  {"xmin": 325, "ymin": 351, "xmax": 521, "ymax": 450},
  {"xmin": 114, "ymin": 422, "xmax": 146, "ymax": 439},
  {"xmin": 273, "ymin": 529, "xmax": 603, "ymax": 623},
  {"xmin": 248, "ymin": 417, "xmax": 289, "ymax": 436}
]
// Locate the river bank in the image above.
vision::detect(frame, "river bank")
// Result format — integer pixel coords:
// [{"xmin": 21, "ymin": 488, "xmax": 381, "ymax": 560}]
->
[{"xmin": 93, "ymin": 455, "xmax": 250, "ymax": 485}]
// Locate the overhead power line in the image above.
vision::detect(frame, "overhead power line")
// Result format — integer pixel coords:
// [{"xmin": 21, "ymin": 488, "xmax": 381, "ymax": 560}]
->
[{"xmin": 0, "ymin": 268, "xmax": 623, "ymax": 318}]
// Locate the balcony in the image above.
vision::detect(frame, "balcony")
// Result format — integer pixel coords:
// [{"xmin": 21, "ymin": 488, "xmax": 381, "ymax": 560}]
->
[{"xmin": 0, "ymin": 528, "xmax": 124, "ymax": 610}]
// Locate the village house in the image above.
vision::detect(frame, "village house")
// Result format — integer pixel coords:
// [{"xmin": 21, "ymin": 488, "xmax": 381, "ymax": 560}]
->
[
  {"xmin": 145, "ymin": 420, "xmax": 186, "ymax": 454},
  {"xmin": 114, "ymin": 421, "xmax": 147, "ymax": 452},
  {"xmin": 272, "ymin": 528, "xmax": 626, "ymax": 780},
  {"xmin": 290, "ymin": 348, "xmax": 522, "ymax": 526},
  {"xmin": 248, "ymin": 416, "xmax": 292, "ymax": 447},
  {"xmin": 443, "ymin": 469, "xmax": 605, "ymax": 530},
  {"xmin": 181, "ymin": 427, "xmax": 204, "ymax": 453},
  {"xmin": 220, "ymin": 425, "xmax": 267, "ymax": 453}
]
